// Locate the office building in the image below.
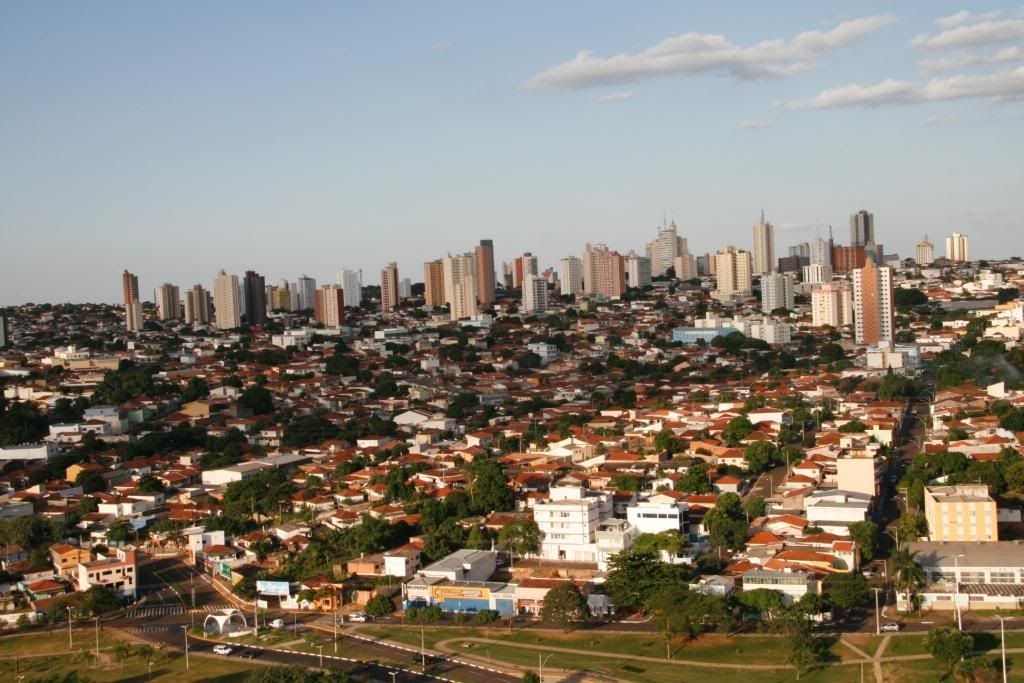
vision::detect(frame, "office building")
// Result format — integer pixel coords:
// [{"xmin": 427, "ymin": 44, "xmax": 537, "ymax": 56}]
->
[
  {"xmin": 559, "ymin": 256, "xmax": 583, "ymax": 298},
  {"xmin": 850, "ymin": 210, "xmax": 874, "ymax": 247},
  {"xmin": 852, "ymin": 259, "xmax": 894, "ymax": 345},
  {"xmin": 924, "ymin": 485, "xmax": 997, "ymax": 542},
  {"xmin": 338, "ymin": 269, "xmax": 362, "ymax": 308},
  {"xmin": 122, "ymin": 270, "xmax": 142, "ymax": 332},
  {"xmin": 184, "ymin": 285, "xmax": 212, "ymax": 325},
  {"xmin": 646, "ymin": 222, "xmax": 687, "ymax": 277},
  {"xmin": 712, "ymin": 246, "xmax": 752, "ymax": 300},
  {"xmin": 916, "ymin": 236, "xmax": 935, "ymax": 266},
  {"xmin": 946, "ymin": 232, "xmax": 969, "ymax": 262},
  {"xmin": 296, "ymin": 275, "xmax": 316, "ymax": 311},
  {"xmin": 399, "ymin": 278, "xmax": 412, "ymax": 299},
  {"xmin": 213, "ymin": 270, "xmax": 241, "ymax": 330},
  {"xmin": 313, "ymin": 285, "xmax": 345, "ymax": 328},
  {"xmin": 475, "ymin": 239, "xmax": 496, "ymax": 309},
  {"xmin": 583, "ymin": 243, "xmax": 626, "ymax": 299},
  {"xmin": 243, "ymin": 270, "xmax": 267, "ymax": 326},
  {"xmin": 442, "ymin": 253, "xmax": 477, "ymax": 321},
  {"xmin": 625, "ymin": 253, "xmax": 652, "ymax": 289},
  {"xmin": 512, "ymin": 253, "xmax": 538, "ymax": 289},
  {"xmin": 811, "ymin": 282, "xmax": 853, "ymax": 328},
  {"xmin": 809, "ymin": 237, "xmax": 832, "ymax": 266},
  {"xmin": 788, "ymin": 243, "xmax": 810, "ymax": 259},
  {"xmin": 380, "ymin": 262, "xmax": 400, "ymax": 312},
  {"xmin": 423, "ymin": 259, "xmax": 446, "ymax": 308},
  {"xmin": 673, "ymin": 253, "xmax": 698, "ymax": 281},
  {"xmin": 751, "ymin": 211, "xmax": 775, "ymax": 275},
  {"xmin": 269, "ymin": 281, "xmax": 292, "ymax": 311},
  {"xmin": 802, "ymin": 263, "xmax": 833, "ymax": 285},
  {"xmin": 521, "ymin": 274, "xmax": 548, "ymax": 313},
  {"xmin": 831, "ymin": 245, "xmax": 866, "ymax": 274},
  {"xmin": 155, "ymin": 284, "xmax": 180, "ymax": 321},
  {"xmin": 761, "ymin": 272, "xmax": 795, "ymax": 313}
]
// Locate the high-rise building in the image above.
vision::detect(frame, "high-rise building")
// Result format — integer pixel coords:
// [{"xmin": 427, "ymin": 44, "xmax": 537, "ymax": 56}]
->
[
  {"xmin": 122, "ymin": 270, "xmax": 142, "ymax": 332},
  {"xmin": 270, "ymin": 281, "xmax": 292, "ymax": 311},
  {"xmin": 673, "ymin": 253, "xmax": 698, "ymax": 281},
  {"xmin": 831, "ymin": 245, "xmax": 866, "ymax": 274},
  {"xmin": 852, "ymin": 259, "xmax": 894, "ymax": 345},
  {"xmin": 399, "ymin": 278, "xmax": 412, "ymax": 299},
  {"xmin": 712, "ymin": 246, "xmax": 753, "ymax": 300},
  {"xmin": 946, "ymin": 232, "xmax": 969, "ymax": 262},
  {"xmin": 583, "ymin": 243, "xmax": 626, "ymax": 298},
  {"xmin": 811, "ymin": 282, "xmax": 853, "ymax": 327},
  {"xmin": 788, "ymin": 243, "xmax": 810, "ymax": 259},
  {"xmin": 916, "ymin": 236, "xmax": 935, "ymax": 266},
  {"xmin": 751, "ymin": 211, "xmax": 775, "ymax": 275},
  {"xmin": 335, "ymin": 270, "xmax": 362, "ymax": 308},
  {"xmin": 214, "ymin": 270, "xmax": 241, "ymax": 330},
  {"xmin": 559, "ymin": 256, "xmax": 583, "ymax": 298},
  {"xmin": 625, "ymin": 253, "xmax": 652, "ymax": 289},
  {"xmin": 423, "ymin": 259, "xmax": 446, "ymax": 308},
  {"xmin": 184, "ymin": 284, "xmax": 212, "ymax": 325},
  {"xmin": 809, "ymin": 237, "xmax": 832, "ymax": 266},
  {"xmin": 647, "ymin": 222, "xmax": 687, "ymax": 277},
  {"xmin": 802, "ymin": 263, "xmax": 833, "ymax": 284},
  {"xmin": 243, "ymin": 271, "xmax": 267, "ymax": 326},
  {"xmin": 850, "ymin": 210, "xmax": 874, "ymax": 248},
  {"xmin": 442, "ymin": 253, "xmax": 477, "ymax": 321},
  {"xmin": 512, "ymin": 253, "xmax": 538, "ymax": 289},
  {"xmin": 155, "ymin": 284, "xmax": 180, "ymax": 321},
  {"xmin": 296, "ymin": 275, "xmax": 316, "ymax": 311},
  {"xmin": 761, "ymin": 272, "xmax": 795, "ymax": 313},
  {"xmin": 521, "ymin": 274, "xmax": 548, "ymax": 314},
  {"xmin": 380, "ymin": 262, "xmax": 400, "ymax": 312},
  {"xmin": 475, "ymin": 239, "xmax": 496, "ymax": 309},
  {"xmin": 313, "ymin": 285, "xmax": 345, "ymax": 328}
]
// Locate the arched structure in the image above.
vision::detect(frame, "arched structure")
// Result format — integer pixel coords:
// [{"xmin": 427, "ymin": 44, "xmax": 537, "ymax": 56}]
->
[{"xmin": 203, "ymin": 608, "xmax": 248, "ymax": 635}]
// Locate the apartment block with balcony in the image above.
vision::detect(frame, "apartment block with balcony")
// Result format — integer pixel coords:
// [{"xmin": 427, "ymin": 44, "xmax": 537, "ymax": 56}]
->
[{"xmin": 924, "ymin": 485, "xmax": 998, "ymax": 542}]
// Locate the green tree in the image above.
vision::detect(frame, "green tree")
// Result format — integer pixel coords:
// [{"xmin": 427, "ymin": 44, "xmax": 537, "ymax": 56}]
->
[
  {"xmin": 468, "ymin": 459, "xmax": 515, "ymax": 514},
  {"xmin": 907, "ymin": 478, "xmax": 926, "ymax": 511},
  {"xmin": 239, "ymin": 384, "xmax": 274, "ymax": 415},
  {"xmin": 722, "ymin": 416, "xmax": 754, "ymax": 446},
  {"xmin": 675, "ymin": 462, "xmax": 712, "ymax": 494},
  {"xmin": 743, "ymin": 496, "xmax": 767, "ymax": 519},
  {"xmin": 839, "ymin": 420, "xmax": 867, "ymax": 433},
  {"xmin": 925, "ymin": 626, "xmax": 973, "ymax": 670},
  {"xmin": 179, "ymin": 377, "xmax": 210, "ymax": 403},
  {"xmin": 892, "ymin": 544, "xmax": 926, "ymax": 611},
  {"xmin": 135, "ymin": 473, "xmax": 166, "ymax": 494},
  {"xmin": 705, "ymin": 492, "xmax": 747, "ymax": 551},
  {"xmin": 364, "ymin": 594, "xmax": 396, "ymax": 617},
  {"xmin": 603, "ymin": 549, "xmax": 670, "ymax": 611},
  {"xmin": 743, "ymin": 441, "xmax": 778, "ymax": 473},
  {"xmin": 422, "ymin": 519, "xmax": 466, "ymax": 562},
  {"xmin": 788, "ymin": 623, "xmax": 823, "ymax": 679},
  {"xmin": 521, "ymin": 672, "xmax": 541, "ymax": 683},
  {"xmin": 498, "ymin": 519, "xmax": 542, "ymax": 568},
  {"xmin": 539, "ymin": 582, "xmax": 588, "ymax": 630},
  {"xmin": 465, "ymin": 525, "xmax": 492, "ymax": 550},
  {"xmin": 827, "ymin": 572, "xmax": 870, "ymax": 612},
  {"xmin": 847, "ymin": 520, "xmax": 878, "ymax": 563},
  {"xmin": 646, "ymin": 585, "xmax": 729, "ymax": 658}
]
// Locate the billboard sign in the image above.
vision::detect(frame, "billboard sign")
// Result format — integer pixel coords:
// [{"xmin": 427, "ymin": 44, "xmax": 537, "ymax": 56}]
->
[{"xmin": 256, "ymin": 580, "xmax": 291, "ymax": 597}]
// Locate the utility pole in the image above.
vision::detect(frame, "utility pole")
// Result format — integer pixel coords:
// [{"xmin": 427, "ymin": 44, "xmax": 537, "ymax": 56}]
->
[
  {"xmin": 421, "ymin": 624, "xmax": 426, "ymax": 669},
  {"xmin": 872, "ymin": 587, "xmax": 882, "ymax": 635},
  {"xmin": 183, "ymin": 627, "xmax": 190, "ymax": 671},
  {"xmin": 94, "ymin": 617, "xmax": 100, "ymax": 664},
  {"xmin": 67, "ymin": 607, "xmax": 73, "ymax": 650}
]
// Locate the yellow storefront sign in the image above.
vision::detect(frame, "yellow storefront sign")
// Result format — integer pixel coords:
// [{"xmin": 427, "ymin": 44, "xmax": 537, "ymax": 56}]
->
[{"xmin": 431, "ymin": 585, "xmax": 490, "ymax": 601}]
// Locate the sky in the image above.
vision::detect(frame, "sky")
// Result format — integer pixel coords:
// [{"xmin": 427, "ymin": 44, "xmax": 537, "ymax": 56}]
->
[{"xmin": 2, "ymin": 1, "xmax": 1024, "ymax": 305}]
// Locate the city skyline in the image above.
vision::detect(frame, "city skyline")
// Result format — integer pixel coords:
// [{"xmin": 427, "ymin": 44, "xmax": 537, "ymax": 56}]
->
[{"xmin": 3, "ymin": 2, "xmax": 1024, "ymax": 304}]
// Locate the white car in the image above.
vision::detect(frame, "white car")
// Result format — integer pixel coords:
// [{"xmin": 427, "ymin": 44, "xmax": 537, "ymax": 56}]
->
[
  {"xmin": 348, "ymin": 612, "xmax": 368, "ymax": 623},
  {"xmin": 269, "ymin": 618, "xmax": 285, "ymax": 629},
  {"xmin": 881, "ymin": 623, "xmax": 901, "ymax": 633},
  {"xmin": 213, "ymin": 645, "xmax": 234, "ymax": 655}
]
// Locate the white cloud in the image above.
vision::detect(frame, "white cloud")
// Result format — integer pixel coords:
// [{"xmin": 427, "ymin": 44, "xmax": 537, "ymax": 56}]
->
[
  {"xmin": 738, "ymin": 119, "xmax": 773, "ymax": 129},
  {"xmin": 787, "ymin": 79, "xmax": 918, "ymax": 109},
  {"xmin": 787, "ymin": 66, "xmax": 1024, "ymax": 108},
  {"xmin": 591, "ymin": 90, "xmax": 634, "ymax": 103},
  {"xmin": 432, "ymin": 41, "xmax": 454, "ymax": 54},
  {"xmin": 919, "ymin": 46, "xmax": 1024, "ymax": 74},
  {"xmin": 524, "ymin": 15, "xmax": 895, "ymax": 89},
  {"xmin": 935, "ymin": 10, "xmax": 1001, "ymax": 29},
  {"xmin": 912, "ymin": 18, "xmax": 1024, "ymax": 50}
]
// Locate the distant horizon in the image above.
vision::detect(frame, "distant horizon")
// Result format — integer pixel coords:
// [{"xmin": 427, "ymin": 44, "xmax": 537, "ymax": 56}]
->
[{"xmin": 3, "ymin": 2, "xmax": 1022, "ymax": 304}]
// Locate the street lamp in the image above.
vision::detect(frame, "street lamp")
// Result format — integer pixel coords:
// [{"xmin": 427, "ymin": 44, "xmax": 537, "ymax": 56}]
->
[
  {"xmin": 872, "ymin": 587, "xmax": 883, "ymax": 635},
  {"xmin": 94, "ymin": 617, "xmax": 100, "ymax": 664},
  {"xmin": 999, "ymin": 615, "xmax": 1013, "ymax": 683},
  {"xmin": 317, "ymin": 643, "xmax": 324, "ymax": 669},
  {"xmin": 389, "ymin": 672, "xmax": 397, "ymax": 683},
  {"xmin": 66, "ymin": 606, "xmax": 73, "ymax": 650},
  {"xmin": 953, "ymin": 554, "xmax": 966, "ymax": 631},
  {"xmin": 539, "ymin": 653, "xmax": 554, "ymax": 683},
  {"xmin": 182, "ymin": 626, "xmax": 190, "ymax": 671}
]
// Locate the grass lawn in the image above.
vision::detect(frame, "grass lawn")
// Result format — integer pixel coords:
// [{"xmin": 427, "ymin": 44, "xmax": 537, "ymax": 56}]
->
[
  {"xmin": 0, "ymin": 648, "xmax": 269, "ymax": 682},
  {"xmin": 841, "ymin": 634, "xmax": 884, "ymax": 658},
  {"xmin": 0, "ymin": 629, "xmax": 126, "ymax": 657},
  {"xmin": 882, "ymin": 634, "xmax": 930, "ymax": 657}
]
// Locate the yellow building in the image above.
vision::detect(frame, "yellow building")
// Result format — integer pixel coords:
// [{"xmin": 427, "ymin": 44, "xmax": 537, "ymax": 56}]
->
[{"xmin": 924, "ymin": 485, "xmax": 998, "ymax": 542}]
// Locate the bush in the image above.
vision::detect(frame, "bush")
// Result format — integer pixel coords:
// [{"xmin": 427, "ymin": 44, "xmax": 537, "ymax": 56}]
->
[
  {"xmin": 365, "ymin": 594, "xmax": 396, "ymax": 617},
  {"xmin": 473, "ymin": 609, "xmax": 500, "ymax": 625}
]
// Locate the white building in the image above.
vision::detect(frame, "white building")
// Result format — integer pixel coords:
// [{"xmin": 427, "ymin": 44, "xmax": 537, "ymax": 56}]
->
[
  {"xmin": 761, "ymin": 272, "xmax": 795, "ymax": 313},
  {"xmin": 559, "ymin": 256, "xmax": 583, "ymax": 298},
  {"xmin": 809, "ymin": 238, "xmax": 831, "ymax": 266},
  {"xmin": 535, "ymin": 486, "xmax": 613, "ymax": 564},
  {"xmin": 338, "ymin": 269, "xmax": 363, "ymax": 308},
  {"xmin": 802, "ymin": 263, "xmax": 833, "ymax": 285},
  {"xmin": 946, "ymin": 232, "xmax": 969, "ymax": 262},
  {"xmin": 811, "ymin": 282, "xmax": 853, "ymax": 328},
  {"xmin": 155, "ymin": 284, "xmax": 180, "ymax": 321},
  {"xmin": 751, "ymin": 211, "xmax": 775, "ymax": 275},
  {"xmin": 804, "ymin": 490, "xmax": 871, "ymax": 535},
  {"xmin": 0, "ymin": 443, "xmax": 57, "ymax": 462},
  {"xmin": 916, "ymin": 237, "xmax": 934, "ymax": 266},
  {"xmin": 673, "ymin": 253, "xmax": 698, "ymax": 281},
  {"xmin": 296, "ymin": 275, "xmax": 317, "ymax": 310},
  {"xmin": 713, "ymin": 246, "xmax": 753, "ymax": 301},
  {"xmin": 213, "ymin": 270, "xmax": 241, "ymax": 330},
  {"xmin": 521, "ymin": 274, "xmax": 548, "ymax": 314},
  {"xmin": 626, "ymin": 499, "xmax": 688, "ymax": 534},
  {"xmin": 76, "ymin": 547, "xmax": 137, "ymax": 599},
  {"xmin": 647, "ymin": 223, "xmax": 687, "ymax": 277},
  {"xmin": 625, "ymin": 253, "xmax": 652, "ymax": 289},
  {"xmin": 443, "ymin": 253, "xmax": 478, "ymax": 321}
]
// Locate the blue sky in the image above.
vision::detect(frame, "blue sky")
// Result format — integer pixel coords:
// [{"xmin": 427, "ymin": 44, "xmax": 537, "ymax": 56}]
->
[{"xmin": 2, "ymin": 1, "xmax": 1023, "ymax": 304}]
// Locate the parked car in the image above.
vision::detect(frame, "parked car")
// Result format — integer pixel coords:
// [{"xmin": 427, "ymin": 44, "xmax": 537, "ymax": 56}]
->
[
  {"xmin": 239, "ymin": 649, "xmax": 259, "ymax": 659},
  {"xmin": 348, "ymin": 612, "xmax": 368, "ymax": 623},
  {"xmin": 269, "ymin": 618, "xmax": 285, "ymax": 629},
  {"xmin": 213, "ymin": 645, "xmax": 234, "ymax": 655},
  {"xmin": 881, "ymin": 622, "xmax": 901, "ymax": 632}
]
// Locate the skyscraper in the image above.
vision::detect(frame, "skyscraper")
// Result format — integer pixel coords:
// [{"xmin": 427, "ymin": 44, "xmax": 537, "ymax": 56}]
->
[
  {"xmin": 155, "ymin": 283, "xmax": 180, "ymax": 321},
  {"xmin": 946, "ymin": 232, "xmax": 969, "ymax": 262},
  {"xmin": 442, "ymin": 253, "xmax": 477, "ymax": 321},
  {"xmin": 583, "ymin": 243, "xmax": 626, "ymax": 298},
  {"xmin": 423, "ymin": 259, "xmax": 446, "ymax": 308},
  {"xmin": 184, "ymin": 284, "xmax": 212, "ymax": 325},
  {"xmin": 559, "ymin": 256, "xmax": 583, "ymax": 298},
  {"xmin": 647, "ymin": 222, "xmax": 687, "ymax": 277},
  {"xmin": 809, "ymin": 237, "xmax": 832, "ymax": 266},
  {"xmin": 521, "ymin": 274, "xmax": 548, "ymax": 313},
  {"xmin": 761, "ymin": 272, "xmax": 795, "ymax": 313},
  {"xmin": 625, "ymin": 253, "xmax": 652, "ymax": 289},
  {"xmin": 380, "ymin": 262, "xmax": 400, "ymax": 312},
  {"xmin": 751, "ymin": 211, "xmax": 775, "ymax": 275},
  {"xmin": 313, "ymin": 285, "xmax": 345, "ymax": 328},
  {"xmin": 243, "ymin": 271, "xmax": 267, "ymax": 326},
  {"xmin": 122, "ymin": 270, "xmax": 142, "ymax": 332},
  {"xmin": 399, "ymin": 278, "xmax": 412, "ymax": 299},
  {"xmin": 213, "ymin": 270, "xmax": 241, "ymax": 330},
  {"xmin": 475, "ymin": 239, "xmax": 496, "ymax": 309},
  {"xmin": 852, "ymin": 258, "xmax": 894, "ymax": 345},
  {"xmin": 712, "ymin": 246, "xmax": 753, "ymax": 300},
  {"xmin": 802, "ymin": 263, "xmax": 833, "ymax": 284},
  {"xmin": 337, "ymin": 269, "xmax": 362, "ymax": 308},
  {"xmin": 850, "ymin": 210, "xmax": 874, "ymax": 248},
  {"xmin": 513, "ymin": 253, "xmax": 538, "ymax": 289},
  {"xmin": 811, "ymin": 282, "xmax": 853, "ymax": 328},
  {"xmin": 673, "ymin": 253, "xmax": 698, "ymax": 281},
  {"xmin": 296, "ymin": 275, "xmax": 317, "ymax": 311},
  {"xmin": 916, "ymin": 236, "xmax": 935, "ymax": 266},
  {"xmin": 270, "ymin": 281, "xmax": 292, "ymax": 311}
]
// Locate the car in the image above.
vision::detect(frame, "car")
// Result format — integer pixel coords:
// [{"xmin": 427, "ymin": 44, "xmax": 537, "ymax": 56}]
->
[
  {"xmin": 348, "ymin": 612, "xmax": 368, "ymax": 623},
  {"xmin": 269, "ymin": 618, "xmax": 285, "ymax": 629},
  {"xmin": 212, "ymin": 645, "xmax": 234, "ymax": 655},
  {"xmin": 239, "ymin": 649, "xmax": 259, "ymax": 659},
  {"xmin": 881, "ymin": 622, "xmax": 902, "ymax": 632}
]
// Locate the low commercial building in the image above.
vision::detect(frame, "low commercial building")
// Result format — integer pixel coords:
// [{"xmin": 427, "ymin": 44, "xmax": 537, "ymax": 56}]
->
[{"xmin": 901, "ymin": 541, "xmax": 1024, "ymax": 611}]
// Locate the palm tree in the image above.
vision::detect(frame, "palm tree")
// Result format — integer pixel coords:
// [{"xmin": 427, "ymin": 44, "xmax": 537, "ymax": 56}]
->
[{"xmin": 891, "ymin": 544, "xmax": 925, "ymax": 612}]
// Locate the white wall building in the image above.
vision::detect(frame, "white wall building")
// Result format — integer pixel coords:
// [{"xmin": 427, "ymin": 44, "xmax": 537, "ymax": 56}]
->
[{"xmin": 761, "ymin": 272, "xmax": 795, "ymax": 312}]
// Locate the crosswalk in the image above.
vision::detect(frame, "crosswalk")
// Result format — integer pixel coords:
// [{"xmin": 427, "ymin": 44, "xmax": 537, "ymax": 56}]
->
[
  {"xmin": 123, "ymin": 624, "xmax": 177, "ymax": 634},
  {"xmin": 128, "ymin": 602, "xmax": 237, "ymax": 619}
]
